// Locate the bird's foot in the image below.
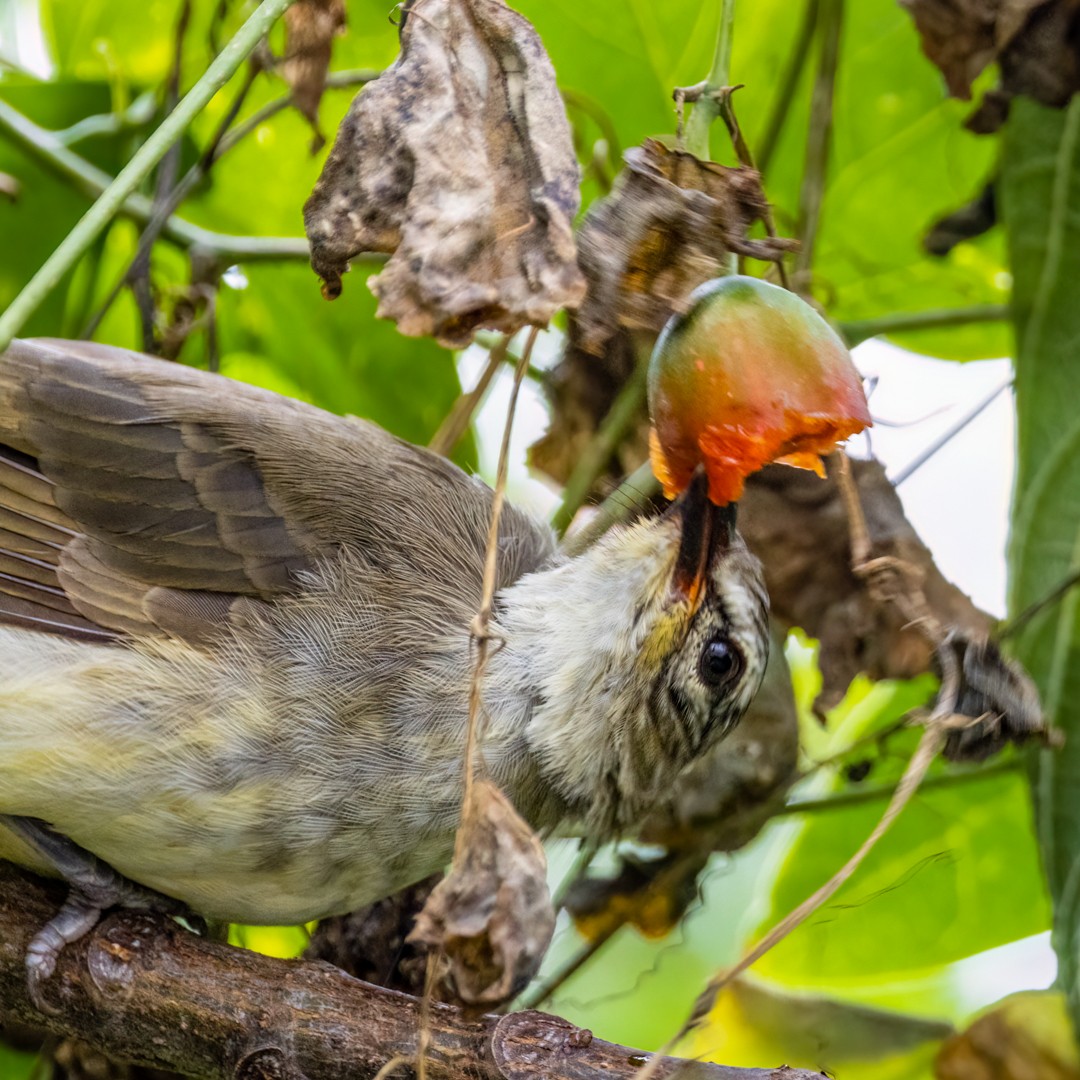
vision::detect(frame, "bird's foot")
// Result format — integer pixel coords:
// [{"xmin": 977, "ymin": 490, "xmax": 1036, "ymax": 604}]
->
[{"xmin": 1, "ymin": 815, "xmax": 201, "ymax": 1013}]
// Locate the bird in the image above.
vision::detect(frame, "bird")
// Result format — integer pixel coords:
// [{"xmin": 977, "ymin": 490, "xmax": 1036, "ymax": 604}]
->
[{"xmin": 0, "ymin": 337, "xmax": 770, "ymax": 996}]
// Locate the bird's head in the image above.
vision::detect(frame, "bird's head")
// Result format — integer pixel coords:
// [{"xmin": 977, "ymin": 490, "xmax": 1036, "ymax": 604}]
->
[{"xmin": 494, "ymin": 471, "xmax": 770, "ymax": 836}]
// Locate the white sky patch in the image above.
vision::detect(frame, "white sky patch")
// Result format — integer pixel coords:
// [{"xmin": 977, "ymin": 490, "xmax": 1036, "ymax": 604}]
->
[{"xmin": 0, "ymin": 0, "xmax": 53, "ymax": 79}]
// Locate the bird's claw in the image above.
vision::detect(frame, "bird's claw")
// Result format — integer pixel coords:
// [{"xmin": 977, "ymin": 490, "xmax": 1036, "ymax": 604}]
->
[{"xmin": 1, "ymin": 815, "xmax": 197, "ymax": 1010}]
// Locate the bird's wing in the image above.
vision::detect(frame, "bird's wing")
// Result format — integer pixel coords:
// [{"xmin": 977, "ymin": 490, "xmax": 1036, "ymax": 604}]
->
[{"xmin": 0, "ymin": 338, "xmax": 554, "ymax": 643}]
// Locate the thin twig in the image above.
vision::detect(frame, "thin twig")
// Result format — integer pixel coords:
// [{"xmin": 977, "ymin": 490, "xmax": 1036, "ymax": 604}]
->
[
  {"xmin": 133, "ymin": 0, "xmax": 194, "ymax": 351},
  {"xmin": 521, "ymin": 841, "xmax": 714, "ymax": 1012},
  {"xmin": 519, "ymin": 922, "xmax": 622, "ymax": 1011},
  {"xmin": 53, "ymin": 91, "xmax": 159, "ymax": 146},
  {"xmin": 551, "ymin": 841, "xmax": 601, "ymax": 913},
  {"xmin": 891, "ymin": 378, "xmax": 1011, "ymax": 486},
  {"xmin": 215, "ymin": 67, "xmax": 381, "ymax": 156},
  {"xmin": 429, "ymin": 336, "xmax": 510, "ymax": 457},
  {"xmin": 0, "ymin": 0, "xmax": 297, "ymax": 353},
  {"xmin": 0, "ymin": 97, "xmax": 331, "ymax": 288},
  {"xmin": 715, "ymin": 88, "xmax": 790, "ymax": 289},
  {"xmin": 460, "ymin": 328, "xmax": 539, "ymax": 807},
  {"xmin": 1001, "ymin": 568, "xmax": 1080, "ymax": 641},
  {"xmin": 756, "ymin": 0, "xmax": 820, "ymax": 177},
  {"xmin": 551, "ymin": 353, "xmax": 650, "ymax": 535},
  {"xmin": 794, "ymin": 0, "xmax": 843, "ymax": 285},
  {"xmin": 634, "ymin": 450, "xmax": 958, "ymax": 1080},
  {"xmin": 776, "ymin": 756, "xmax": 1019, "ymax": 816},
  {"xmin": 83, "ymin": 62, "xmax": 264, "ymax": 340},
  {"xmin": 839, "ymin": 304, "xmax": 1009, "ymax": 346}
]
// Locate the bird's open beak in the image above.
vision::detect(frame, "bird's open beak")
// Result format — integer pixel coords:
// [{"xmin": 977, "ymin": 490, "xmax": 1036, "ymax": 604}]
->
[{"xmin": 670, "ymin": 469, "xmax": 735, "ymax": 611}]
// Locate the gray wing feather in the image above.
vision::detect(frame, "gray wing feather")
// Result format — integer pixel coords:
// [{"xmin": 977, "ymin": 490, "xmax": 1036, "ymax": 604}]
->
[{"xmin": 0, "ymin": 338, "xmax": 554, "ymax": 642}]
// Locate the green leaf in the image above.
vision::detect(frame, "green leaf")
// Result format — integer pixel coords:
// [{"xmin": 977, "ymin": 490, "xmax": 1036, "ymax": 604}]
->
[
  {"xmin": 515, "ymin": 0, "xmax": 1007, "ymax": 359},
  {"xmin": 756, "ymin": 767, "xmax": 1050, "ymax": 985},
  {"xmin": 1001, "ymin": 95, "xmax": 1080, "ymax": 1031},
  {"xmin": 754, "ymin": 674, "xmax": 1050, "ymax": 985},
  {"xmin": 216, "ymin": 263, "xmax": 465, "ymax": 449},
  {"xmin": 686, "ymin": 977, "xmax": 950, "ymax": 1077},
  {"xmin": 0, "ymin": 1045, "xmax": 37, "ymax": 1080}
]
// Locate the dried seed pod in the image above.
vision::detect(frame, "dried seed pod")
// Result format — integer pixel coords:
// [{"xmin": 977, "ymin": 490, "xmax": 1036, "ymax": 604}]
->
[{"xmin": 409, "ymin": 780, "xmax": 554, "ymax": 1006}]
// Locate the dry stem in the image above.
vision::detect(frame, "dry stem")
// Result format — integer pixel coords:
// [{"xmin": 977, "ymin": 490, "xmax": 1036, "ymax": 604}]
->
[{"xmin": 633, "ymin": 451, "xmax": 961, "ymax": 1080}]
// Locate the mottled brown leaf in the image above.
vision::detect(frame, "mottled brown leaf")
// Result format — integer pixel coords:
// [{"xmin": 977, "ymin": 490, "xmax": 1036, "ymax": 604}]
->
[
  {"xmin": 739, "ymin": 458, "xmax": 1047, "ymax": 760},
  {"xmin": 573, "ymin": 139, "xmax": 794, "ymax": 358},
  {"xmin": 283, "ymin": 0, "xmax": 347, "ymax": 153},
  {"xmin": 409, "ymin": 780, "xmax": 554, "ymax": 1006},
  {"xmin": 303, "ymin": 0, "xmax": 585, "ymax": 347},
  {"xmin": 900, "ymin": 0, "xmax": 1080, "ymax": 131},
  {"xmin": 941, "ymin": 636, "xmax": 1045, "ymax": 761},
  {"xmin": 563, "ymin": 852, "xmax": 705, "ymax": 943}
]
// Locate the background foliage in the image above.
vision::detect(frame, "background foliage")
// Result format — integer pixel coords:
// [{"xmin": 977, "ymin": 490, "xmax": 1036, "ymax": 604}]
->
[{"xmin": 0, "ymin": 0, "xmax": 1068, "ymax": 1077}]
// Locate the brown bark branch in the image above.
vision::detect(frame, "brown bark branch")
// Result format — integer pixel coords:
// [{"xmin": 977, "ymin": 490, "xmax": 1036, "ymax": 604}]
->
[{"xmin": 0, "ymin": 866, "xmax": 822, "ymax": 1080}]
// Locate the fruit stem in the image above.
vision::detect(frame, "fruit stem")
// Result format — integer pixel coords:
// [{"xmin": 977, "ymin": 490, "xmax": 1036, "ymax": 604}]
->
[{"xmin": 683, "ymin": 0, "xmax": 737, "ymax": 161}]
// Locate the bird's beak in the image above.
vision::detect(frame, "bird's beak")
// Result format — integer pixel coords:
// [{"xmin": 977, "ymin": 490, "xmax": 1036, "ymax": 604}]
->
[{"xmin": 670, "ymin": 469, "xmax": 735, "ymax": 611}]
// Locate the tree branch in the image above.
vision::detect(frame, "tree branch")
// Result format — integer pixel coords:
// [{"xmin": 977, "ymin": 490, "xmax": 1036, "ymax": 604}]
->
[{"xmin": 0, "ymin": 866, "xmax": 822, "ymax": 1080}]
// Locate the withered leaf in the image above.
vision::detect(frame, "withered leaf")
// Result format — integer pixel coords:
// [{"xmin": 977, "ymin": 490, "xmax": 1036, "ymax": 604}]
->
[
  {"xmin": 563, "ymin": 852, "xmax": 706, "ymax": 943},
  {"xmin": 940, "ymin": 636, "xmax": 1046, "ymax": 762},
  {"xmin": 573, "ymin": 138, "xmax": 794, "ymax": 358},
  {"xmin": 900, "ymin": 0, "xmax": 1080, "ymax": 131},
  {"xmin": 409, "ymin": 779, "xmax": 554, "ymax": 1007},
  {"xmin": 303, "ymin": 0, "xmax": 585, "ymax": 348},
  {"xmin": 740, "ymin": 457, "xmax": 1049, "ymax": 764},
  {"xmin": 283, "ymin": 0, "xmax": 347, "ymax": 153}
]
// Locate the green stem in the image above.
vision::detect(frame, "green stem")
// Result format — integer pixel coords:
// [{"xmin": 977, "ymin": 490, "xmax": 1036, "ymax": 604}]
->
[
  {"xmin": 777, "ymin": 758, "xmax": 1019, "ymax": 817},
  {"xmin": 551, "ymin": 356, "xmax": 650, "ymax": 536},
  {"xmin": 795, "ymin": 0, "xmax": 843, "ymax": 282},
  {"xmin": 839, "ymin": 303, "xmax": 1008, "ymax": 345},
  {"xmin": 683, "ymin": 0, "xmax": 737, "ymax": 160},
  {"xmin": 0, "ymin": 0, "xmax": 293, "ymax": 352}
]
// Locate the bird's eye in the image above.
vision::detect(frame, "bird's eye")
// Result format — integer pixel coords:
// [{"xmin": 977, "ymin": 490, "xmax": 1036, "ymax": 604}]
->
[{"xmin": 699, "ymin": 637, "xmax": 743, "ymax": 688}]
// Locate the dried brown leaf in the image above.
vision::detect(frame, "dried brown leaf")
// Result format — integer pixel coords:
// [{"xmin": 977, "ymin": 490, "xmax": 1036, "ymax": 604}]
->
[
  {"xmin": 408, "ymin": 780, "xmax": 554, "ymax": 1007},
  {"xmin": 900, "ymin": 0, "xmax": 1080, "ymax": 131},
  {"xmin": 739, "ymin": 458, "xmax": 1047, "ymax": 759},
  {"xmin": 573, "ymin": 139, "xmax": 794, "ymax": 358},
  {"xmin": 303, "ymin": 0, "xmax": 585, "ymax": 347},
  {"xmin": 283, "ymin": 0, "xmax": 347, "ymax": 152},
  {"xmin": 563, "ymin": 852, "xmax": 706, "ymax": 943}
]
